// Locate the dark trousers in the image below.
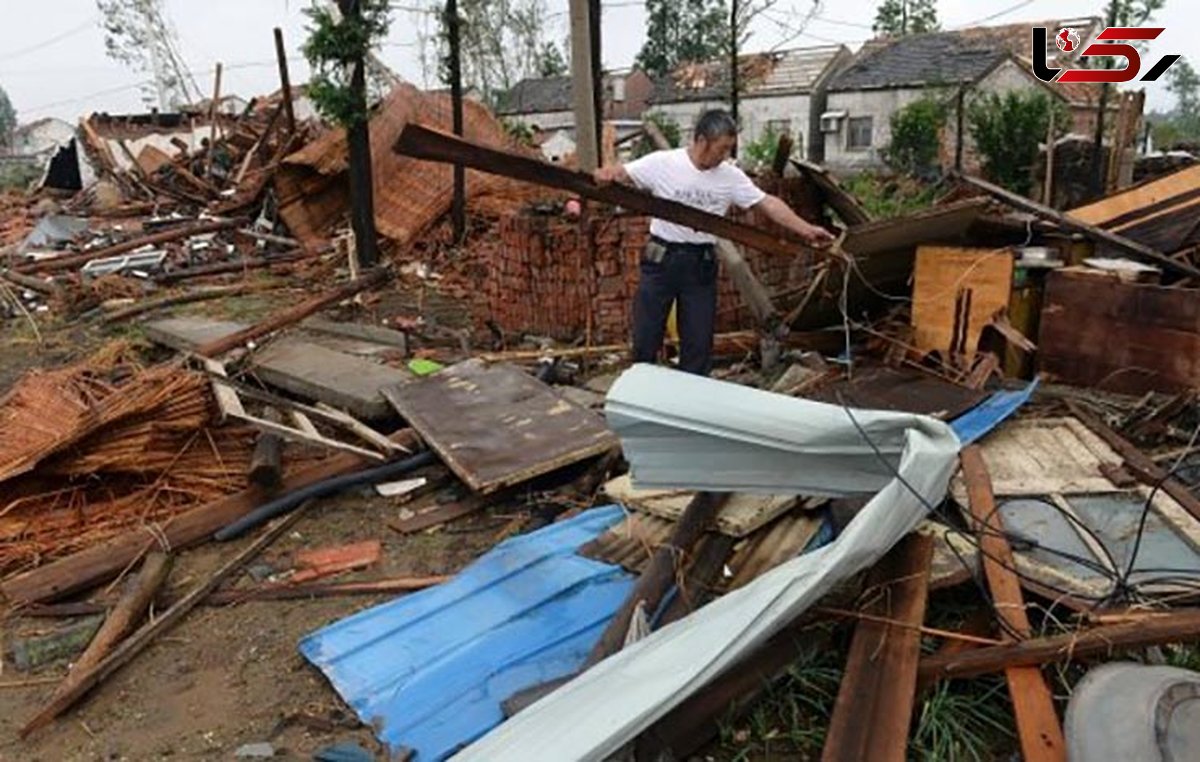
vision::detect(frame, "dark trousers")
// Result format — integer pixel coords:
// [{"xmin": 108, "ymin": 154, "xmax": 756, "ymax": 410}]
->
[{"xmin": 632, "ymin": 238, "xmax": 718, "ymax": 376}]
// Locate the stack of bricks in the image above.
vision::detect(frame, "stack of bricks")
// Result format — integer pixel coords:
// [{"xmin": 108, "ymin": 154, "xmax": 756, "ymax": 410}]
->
[{"xmin": 486, "ymin": 190, "xmax": 821, "ymax": 342}]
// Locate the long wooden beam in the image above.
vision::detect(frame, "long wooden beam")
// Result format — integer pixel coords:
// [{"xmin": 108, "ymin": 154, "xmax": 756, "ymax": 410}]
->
[
  {"xmin": 953, "ymin": 172, "xmax": 1200, "ymax": 279},
  {"xmin": 960, "ymin": 447, "xmax": 1066, "ymax": 762},
  {"xmin": 917, "ymin": 610, "xmax": 1200, "ymax": 682},
  {"xmin": 393, "ymin": 124, "xmax": 811, "ymax": 259}
]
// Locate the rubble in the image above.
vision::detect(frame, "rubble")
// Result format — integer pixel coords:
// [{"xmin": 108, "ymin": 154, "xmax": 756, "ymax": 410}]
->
[{"xmin": 3, "ymin": 68, "xmax": 1200, "ymax": 762}]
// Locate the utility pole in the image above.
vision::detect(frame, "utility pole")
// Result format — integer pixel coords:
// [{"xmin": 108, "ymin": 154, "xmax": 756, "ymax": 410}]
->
[
  {"xmin": 338, "ymin": 0, "xmax": 379, "ymax": 268},
  {"xmin": 569, "ymin": 0, "xmax": 599, "ymax": 171},
  {"xmin": 273, "ymin": 28, "xmax": 297, "ymax": 135},
  {"xmin": 1091, "ymin": 1, "xmax": 1118, "ymax": 196},
  {"xmin": 730, "ymin": 0, "xmax": 739, "ymax": 154},
  {"xmin": 446, "ymin": 0, "xmax": 466, "ymax": 242}
]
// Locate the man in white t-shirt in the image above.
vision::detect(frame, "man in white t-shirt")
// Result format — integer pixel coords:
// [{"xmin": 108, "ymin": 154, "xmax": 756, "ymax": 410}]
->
[{"xmin": 595, "ymin": 109, "xmax": 833, "ymax": 376}]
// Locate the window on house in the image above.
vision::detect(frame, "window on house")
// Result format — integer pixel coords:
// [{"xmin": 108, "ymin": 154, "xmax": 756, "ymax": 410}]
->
[
  {"xmin": 611, "ymin": 76, "xmax": 627, "ymax": 103},
  {"xmin": 847, "ymin": 116, "xmax": 873, "ymax": 150}
]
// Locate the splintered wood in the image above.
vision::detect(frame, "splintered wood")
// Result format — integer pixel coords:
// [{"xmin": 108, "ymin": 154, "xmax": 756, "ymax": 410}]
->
[{"xmin": 0, "ymin": 345, "xmax": 256, "ymax": 575}]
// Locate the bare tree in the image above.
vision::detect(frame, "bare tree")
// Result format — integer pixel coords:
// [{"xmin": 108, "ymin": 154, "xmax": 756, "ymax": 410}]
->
[{"xmin": 95, "ymin": 0, "xmax": 201, "ymax": 110}]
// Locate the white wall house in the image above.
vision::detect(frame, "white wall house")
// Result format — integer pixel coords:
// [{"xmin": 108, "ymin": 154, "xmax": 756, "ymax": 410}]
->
[
  {"xmin": 648, "ymin": 45, "xmax": 852, "ymax": 162},
  {"xmin": 11, "ymin": 118, "xmax": 76, "ymax": 158},
  {"xmin": 822, "ymin": 17, "xmax": 1104, "ymax": 172}
]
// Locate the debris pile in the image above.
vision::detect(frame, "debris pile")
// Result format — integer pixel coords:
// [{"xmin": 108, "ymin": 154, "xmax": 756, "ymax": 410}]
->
[{"xmin": 3, "ymin": 76, "xmax": 1200, "ymax": 762}]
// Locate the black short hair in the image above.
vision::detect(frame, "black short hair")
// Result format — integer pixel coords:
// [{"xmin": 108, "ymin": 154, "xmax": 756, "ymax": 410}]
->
[{"xmin": 693, "ymin": 109, "xmax": 738, "ymax": 142}]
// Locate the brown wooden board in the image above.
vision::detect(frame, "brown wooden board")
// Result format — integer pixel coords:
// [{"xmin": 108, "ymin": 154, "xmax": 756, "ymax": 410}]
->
[
  {"xmin": 911, "ymin": 246, "xmax": 1014, "ymax": 354},
  {"xmin": 381, "ymin": 360, "xmax": 617, "ymax": 494},
  {"xmin": 1039, "ymin": 268, "xmax": 1200, "ymax": 395},
  {"xmin": 822, "ymin": 533, "xmax": 934, "ymax": 762},
  {"xmin": 803, "ymin": 366, "xmax": 988, "ymax": 420}
]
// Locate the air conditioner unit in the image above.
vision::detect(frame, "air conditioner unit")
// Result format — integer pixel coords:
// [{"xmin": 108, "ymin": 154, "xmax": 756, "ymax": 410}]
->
[{"xmin": 820, "ymin": 110, "xmax": 847, "ymax": 133}]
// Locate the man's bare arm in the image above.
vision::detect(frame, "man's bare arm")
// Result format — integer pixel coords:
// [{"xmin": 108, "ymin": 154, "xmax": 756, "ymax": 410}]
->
[
  {"xmin": 755, "ymin": 195, "xmax": 835, "ymax": 248},
  {"xmin": 593, "ymin": 164, "xmax": 631, "ymax": 185}
]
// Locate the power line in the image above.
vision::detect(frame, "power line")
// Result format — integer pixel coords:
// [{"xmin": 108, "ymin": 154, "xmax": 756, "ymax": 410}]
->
[
  {"xmin": 0, "ymin": 16, "xmax": 100, "ymax": 63},
  {"xmin": 953, "ymin": 0, "xmax": 1037, "ymax": 30}
]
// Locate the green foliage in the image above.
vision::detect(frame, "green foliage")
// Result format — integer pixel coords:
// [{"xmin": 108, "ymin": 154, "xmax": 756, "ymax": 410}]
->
[
  {"xmin": 502, "ymin": 119, "xmax": 535, "ymax": 146},
  {"xmin": 911, "ymin": 679, "xmax": 1015, "ymax": 761},
  {"xmin": 0, "ymin": 161, "xmax": 43, "ymax": 191},
  {"xmin": 635, "ymin": 0, "xmax": 730, "ymax": 78},
  {"xmin": 1110, "ymin": 0, "xmax": 1165, "ymax": 27},
  {"xmin": 632, "ymin": 112, "xmax": 682, "ymax": 158},
  {"xmin": 1152, "ymin": 57, "xmax": 1200, "ymax": 148},
  {"xmin": 740, "ymin": 124, "xmax": 786, "ymax": 173},
  {"xmin": 840, "ymin": 170, "xmax": 939, "ymax": 218},
  {"xmin": 967, "ymin": 90, "xmax": 1069, "ymax": 195},
  {"xmin": 884, "ymin": 97, "xmax": 946, "ymax": 177},
  {"xmin": 0, "ymin": 84, "xmax": 15, "ymax": 148},
  {"xmin": 873, "ymin": 0, "xmax": 939, "ymax": 37},
  {"xmin": 536, "ymin": 41, "xmax": 567, "ymax": 77},
  {"xmin": 302, "ymin": 0, "xmax": 392, "ymax": 127}
]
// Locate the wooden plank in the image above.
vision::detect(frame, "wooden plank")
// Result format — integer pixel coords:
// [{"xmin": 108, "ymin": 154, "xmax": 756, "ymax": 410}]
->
[
  {"xmin": 791, "ymin": 158, "xmax": 872, "ymax": 225},
  {"xmin": 381, "ymin": 360, "xmax": 618, "ymax": 494},
  {"xmin": 960, "ymin": 447, "xmax": 1066, "ymax": 762},
  {"xmin": 602, "ymin": 474, "xmax": 796, "ymax": 538},
  {"xmin": 248, "ymin": 407, "xmax": 284, "ymax": 488},
  {"xmin": 657, "ymin": 533, "xmax": 738, "ymax": 625},
  {"xmin": 954, "ymin": 172, "xmax": 1200, "ymax": 279},
  {"xmin": 21, "ymin": 553, "xmax": 171, "ymax": 736},
  {"xmin": 393, "ymin": 124, "xmax": 812, "ymax": 259},
  {"xmin": 821, "ymin": 533, "xmax": 933, "ymax": 762},
  {"xmin": 1070, "ymin": 165, "xmax": 1200, "ymax": 225},
  {"xmin": 587, "ymin": 493, "xmax": 729, "ymax": 665},
  {"xmin": 0, "ymin": 430, "xmax": 418, "ymax": 604},
  {"xmin": 193, "ymin": 268, "xmax": 390, "ymax": 357},
  {"xmin": 387, "ymin": 495, "xmax": 491, "ymax": 534},
  {"xmin": 315, "ymin": 402, "xmax": 410, "ymax": 454},
  {"xmin": 1039, "ymin": 269, "xmax": 1200, "ymax": 395},
  {"xmin": 1067, "ymin": 401, "xmax": 1200, "ymax": 524},
  {"xmin": 918, "ymin": 609, "xmax": 1200, "ymax": 682},
  {"xmin": 912, "ymin": 246, "xmax": 1014, "ymax": 354},
  {"xmin": 19, "ymin": 509, "xmax": 302, "ymax": 736}
]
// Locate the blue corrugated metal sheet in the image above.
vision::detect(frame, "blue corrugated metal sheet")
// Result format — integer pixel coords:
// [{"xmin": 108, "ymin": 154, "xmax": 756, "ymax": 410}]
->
[
  {"xmin": 950, "ymin": 380, "xmax": 1038, "ymax": 445},
  {"xmin": 298, "ymin": 506, "xmax": 632, "ymax": 761}
]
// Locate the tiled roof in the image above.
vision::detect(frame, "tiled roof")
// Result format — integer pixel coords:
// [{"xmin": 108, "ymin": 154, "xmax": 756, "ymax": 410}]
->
[
  {"xmin": 830, "ymin": 17, "xmax": 1103, "ymax": 92},
  {"xmin": 651, "ymin": 44, "xmax": 847, "ymax": 104},
  {"xmin": 495, "ymin": 76, "xmax": 574, "ymax": 115}
]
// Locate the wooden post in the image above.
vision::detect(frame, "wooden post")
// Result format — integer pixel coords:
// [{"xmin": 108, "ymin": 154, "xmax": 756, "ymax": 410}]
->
[
  {"xmin": 589, "ymin": 0, "xmax": 603, "ymax": 165},
  {"xmin": 446, "ymin": 0, "xmax": 466, "ymax": 243},
  {"xmin": 338, "ymin": 0, "xmax": 380, "ymax": 268},
  {"xmin": 568, "ymin": 0, "xmax": 598, "ymax": 172},
  {"xmin": 955, "ymin": 86, "xmax": 965, "ymax": 172},
  {"xmin": 960, "ymin": 447, "xmax": 1066, "ymax": 762},
  {"xmin": 730, "ymin": 0, "xmax": 739, "ymax": 152},
  {"xmin": 205, "ymin": 63, "xmax": 223, "ymax": 179},
  {"xmin": 1043, "ymin": 108, "xmax": 1057, "ymax": 206},
  {"xmin": 1091, "ymin": 0, "xmax": 1118, "ymax": 196},
  {"xmin": 273, "ymin": 28, "xmax": 297, "ymax": 135},
  {"xmin": 21, "ymin": 553, "xmax": 171, "ymax": 736},
  {"xmin": 249, "ymin": 407, "xmax": 285, "ymax": 489}
]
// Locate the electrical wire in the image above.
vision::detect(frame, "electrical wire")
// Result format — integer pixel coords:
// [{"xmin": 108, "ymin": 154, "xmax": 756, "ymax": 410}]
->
[{"xmin": 0, "ymin": 16, "xmax": 101, "ymax": 63}]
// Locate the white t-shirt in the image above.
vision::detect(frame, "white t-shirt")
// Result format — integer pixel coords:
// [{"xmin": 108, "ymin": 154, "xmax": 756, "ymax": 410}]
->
[{"xmin": 624, "ymin": 148, "xmax": 766, "ymax": 244}]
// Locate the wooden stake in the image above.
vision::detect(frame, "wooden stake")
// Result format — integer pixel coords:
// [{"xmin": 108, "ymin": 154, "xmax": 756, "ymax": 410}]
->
[
  {"xmin": 249, "ymin": 407, "xmax": 284, "ymax": 489},
  {"xmin": 273, "ymin": 28, "xmax": 296, "ymax": 135},
  {"xmin": 19, "ymin": 511, "xmax": 303, "ymax": 736},
  {"xmin": 205, "ymin": 63, "xmax": 224, "ymax": 180},
  {"xmin": 21, "ymin": 553, "xmax": 172, "ymax": 736}
]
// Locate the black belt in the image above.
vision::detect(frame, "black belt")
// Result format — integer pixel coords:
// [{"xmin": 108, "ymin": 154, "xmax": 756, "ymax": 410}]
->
[{"xmin": 651, "ymin": 235, "xmax": 713, "ymax": 253}]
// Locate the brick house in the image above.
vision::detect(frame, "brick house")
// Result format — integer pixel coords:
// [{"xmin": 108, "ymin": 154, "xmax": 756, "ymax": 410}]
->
[
  {"xmin": 821, "ymin": 18, "xmax": 1113, "ymax": 172},
  {"xmin": 646, "ymin": 45, "xmax": 852, "ymax": 161}
]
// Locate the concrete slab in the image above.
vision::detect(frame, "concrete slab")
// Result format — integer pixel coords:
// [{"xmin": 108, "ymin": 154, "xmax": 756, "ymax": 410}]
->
[{"xmin": 145, "ymin": 317, "xmax": 410, "ymax": 420}]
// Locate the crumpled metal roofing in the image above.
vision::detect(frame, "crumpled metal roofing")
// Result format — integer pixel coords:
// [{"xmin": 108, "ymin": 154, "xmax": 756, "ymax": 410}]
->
[
  {"xmin": 450, "ymin": 365, "xmax": 1027, "ymax": 761},
  {"xmin": 298, "ymin": 506, "xmax": 632, "ymax": 761}
]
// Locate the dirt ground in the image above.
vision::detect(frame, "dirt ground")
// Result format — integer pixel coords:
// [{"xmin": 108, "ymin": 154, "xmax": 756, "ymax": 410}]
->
[{"xmin": 0, "ymin": 491, "xmax": 501, "ymax": 762}]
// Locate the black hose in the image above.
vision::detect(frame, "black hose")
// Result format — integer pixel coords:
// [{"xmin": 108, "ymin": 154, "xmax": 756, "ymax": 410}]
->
[{"xmin": 213, "ymin": 450, "xmax": 439, "ymax": 541}]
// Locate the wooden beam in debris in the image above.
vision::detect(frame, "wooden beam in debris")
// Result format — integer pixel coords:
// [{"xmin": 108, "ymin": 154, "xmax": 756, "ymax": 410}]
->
[
  {"xmin": 821, "ymin": 533, "xmax": 933, "ymax": 762},
  {"xmin": 273, "ymin": 28, "xmax": 297, "ymax": 135},
  {"xmin": 918, "ymin": 609, "xmax": 1200, "ymax": 682},
  {"xmin": 193, "ymin": 267, "xmax": 391, "ymax": 357},
  {"xmin": 21, "ymin": 553, "xmax": 172, "ymax": 737},
  {"xmin": 960, "ymin": 447, "xmax": 1066, "ymax": 762},
  {"xmin": 586, "ymin": 492, "xmax": 730, "ymax": 665},
  {"xmin": 393, "ymin": 125, "xmax": 813, "ymax": 259},
  {"xmin": 16, "ymin": 218, "xmax": 244, "ymax": 275},
  {"xmin": 154, "ymin": 249, "xmax": 322, "ymax": 284},
  {"xmin": 249, "ymin": 407, "xmax": 284, "ymax": 489},
  {"xmin": 791, "ymin": 158, "xmax": 872, "ymax": 226},
  {"xmin": 18, "ymin": 509, "xmax": 304, "ymax": 736},
  {"xmin": 1067, "ymin": 401, "xmax": 1200, "ymax": 524},
  {"xmin": 953, "ymin": 172, "xmax": 1200, "ymax": 279},
  {"xmin": 0, "ymin": 429, "xmax": 419, "ymax": 604}
]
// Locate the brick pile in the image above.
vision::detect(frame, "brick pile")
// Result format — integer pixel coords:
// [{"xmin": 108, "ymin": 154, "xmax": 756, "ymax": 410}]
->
[{"xmin": 486, "ymin": 206, "xmax": 820, "ymax": 342}]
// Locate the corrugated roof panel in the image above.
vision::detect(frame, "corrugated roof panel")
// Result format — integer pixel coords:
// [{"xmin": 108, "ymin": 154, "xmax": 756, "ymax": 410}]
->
[{"xmin": 299, "ymin": 506, "xmax": 632, "ymax": 761}]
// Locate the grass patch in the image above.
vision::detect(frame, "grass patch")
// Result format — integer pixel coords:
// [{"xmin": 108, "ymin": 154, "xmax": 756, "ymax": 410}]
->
[
  {"xmin": 839, "ymin": 170, "xmax": 941, "ymax": 219},
  {"xmin": 911, "ymin": 678, "xmax": 1015, "ymax": 761}
]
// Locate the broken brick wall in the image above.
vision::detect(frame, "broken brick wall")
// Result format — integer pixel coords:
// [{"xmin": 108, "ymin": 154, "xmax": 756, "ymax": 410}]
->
[{"xmin": 486, "ymin": 208, "xmax": 818, "ymax": 343}]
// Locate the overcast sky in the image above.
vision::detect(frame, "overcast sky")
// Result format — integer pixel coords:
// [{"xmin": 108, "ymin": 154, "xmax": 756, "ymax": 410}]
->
[{"xmin": 1, "ymin": 0, "xmax": 1196, "ymax": 123}]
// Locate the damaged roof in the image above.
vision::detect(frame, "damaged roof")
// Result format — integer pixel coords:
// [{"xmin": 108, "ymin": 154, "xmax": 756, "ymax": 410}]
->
[
  {"xmin": 830, "ymin": 17, "xmax": 1102, "ymax": 92},
  {"xmin": 652, "ymin": 44, "xmax": 848, "ymax": 104}
]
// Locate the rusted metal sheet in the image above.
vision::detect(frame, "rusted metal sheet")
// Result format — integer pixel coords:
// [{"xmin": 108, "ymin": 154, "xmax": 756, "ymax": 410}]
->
[
  {"xmin": 804, "ymin": 366, "xmax": 988, "ymax": 421},
  {"xmin": 381, "ymin": 360, "xmax": 617, "ymax": 494},
  {"xmin": 1039, "ymin": 268, "xmax": 1200, "ymax": 395}
]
